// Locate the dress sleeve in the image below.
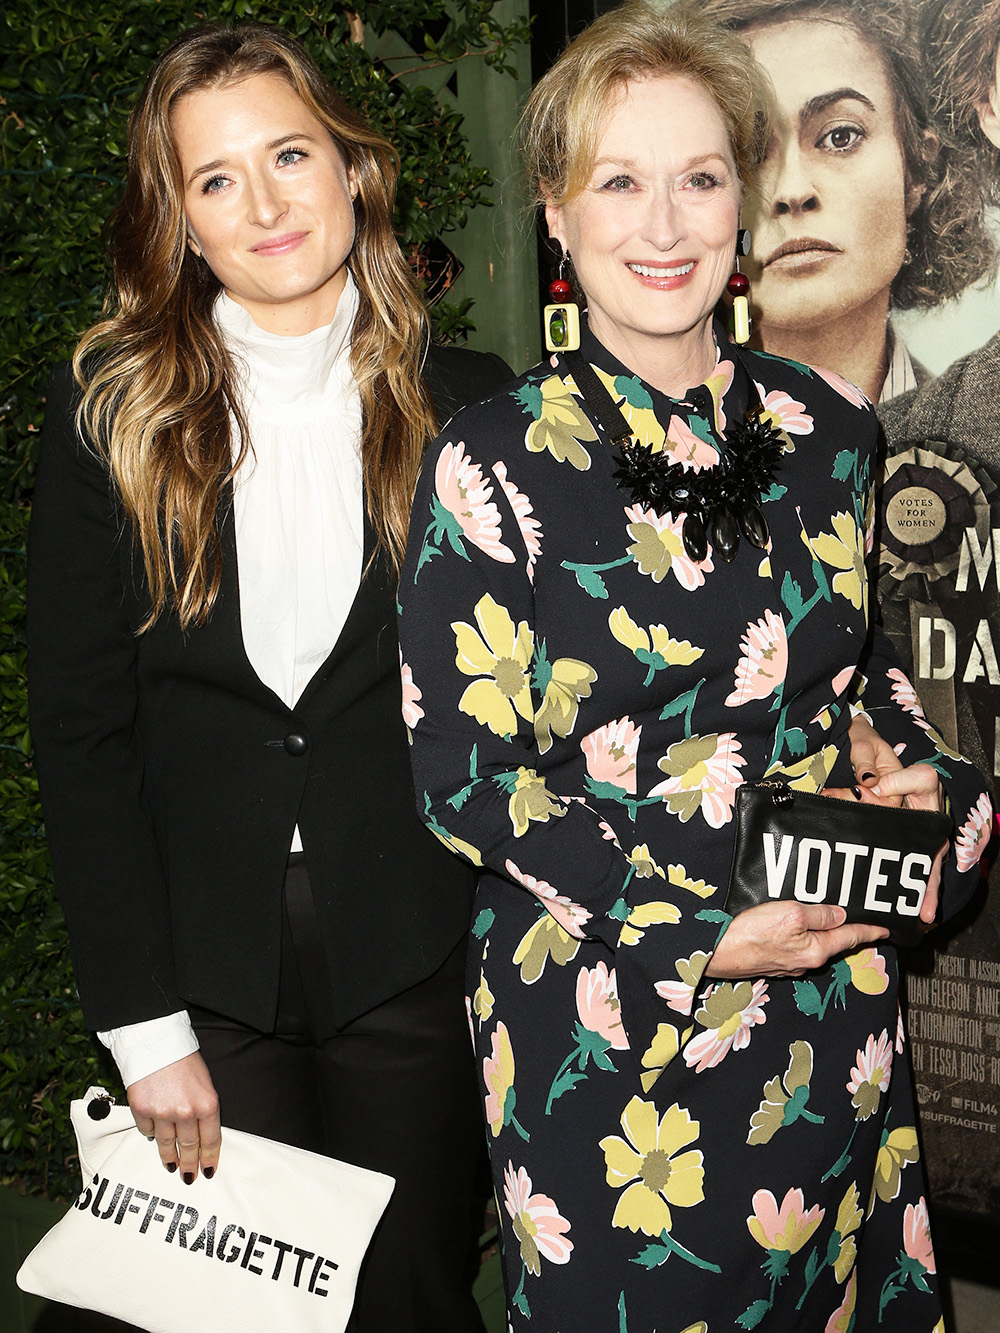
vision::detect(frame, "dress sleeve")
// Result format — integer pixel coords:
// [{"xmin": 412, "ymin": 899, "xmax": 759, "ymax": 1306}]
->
[
  {"xmin": 28, "ymin": 365, "xmax": 181, "ymax": 1028},
  {"xmin": 851, "ymin": 414, "xmax": 992, "ymax": 919}
]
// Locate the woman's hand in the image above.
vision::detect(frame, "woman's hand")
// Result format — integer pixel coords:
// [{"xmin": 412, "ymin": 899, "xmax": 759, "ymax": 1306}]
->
[
  {"xmin": 705, "ymin": 900, "xmax": 890, "ymax": 978},
  {"xmin": 127, "ymin": 1051, "xmax": 221, "ymax": 1183},
  {"xmin": 823, "ymin": 715, "xmax": 948, "ymax": 925}
]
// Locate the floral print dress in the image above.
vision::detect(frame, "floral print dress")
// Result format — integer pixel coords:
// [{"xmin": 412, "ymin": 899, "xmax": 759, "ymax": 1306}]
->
[{"xmin": 398, "ymin": 324, "xmax": 992, "ymax": 1332}]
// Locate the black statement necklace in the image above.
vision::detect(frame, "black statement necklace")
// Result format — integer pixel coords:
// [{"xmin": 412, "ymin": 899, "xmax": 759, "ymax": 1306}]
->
[{"xmin": 564, "ymin": 349, "xmax": 785, "ymax": 563}]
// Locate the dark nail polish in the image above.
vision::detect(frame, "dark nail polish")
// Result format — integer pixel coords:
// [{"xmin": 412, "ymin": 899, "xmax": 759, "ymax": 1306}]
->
[
  {"xmin": 861, "ymin": 771, "xmax": 875, "ymax": 782},
  {"xmin": 851, "ymin": 785, "xmax": 862, "ymax": 800},
  {"xmin": 147, "ymin": 1135, "xmax": 155, "ymax": 1142},
  {"xmin": 165, "ymin": 1162, "xmax": 177, "ymax": 1173},
  {"xmin": 183, "ymin": 1172, "xmax": 194, "ymax": 1185},
  {"xmin": 203, "ymin": 1167, "xmax": 214, "ymax": 1180}
]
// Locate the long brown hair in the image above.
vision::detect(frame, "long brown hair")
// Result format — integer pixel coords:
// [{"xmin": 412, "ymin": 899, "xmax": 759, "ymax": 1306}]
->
[{"xmin": 75, "ymin": 23, "xmax": 436, "ymax": 630}]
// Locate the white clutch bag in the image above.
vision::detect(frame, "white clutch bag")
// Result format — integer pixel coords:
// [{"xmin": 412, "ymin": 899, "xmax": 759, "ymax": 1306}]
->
[{"xmin": 17, "ymin": 1087, "xmax": 394, "ymax": 1333}]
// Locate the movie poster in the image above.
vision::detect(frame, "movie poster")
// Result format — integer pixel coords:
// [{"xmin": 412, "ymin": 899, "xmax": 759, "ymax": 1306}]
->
[{"xmin": 701, "ymin": 0, "xmax": 1000, "ymax": 1223}]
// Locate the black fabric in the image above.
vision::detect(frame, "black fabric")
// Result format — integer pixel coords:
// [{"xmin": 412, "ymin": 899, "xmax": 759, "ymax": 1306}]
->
[
  {"xmin": 27, "ymin": 343, "xmax": 512, "ymax": 1032},
  {"xmin": 189, "ymin": 864, "xmax": 486, "ymax": 1333}
]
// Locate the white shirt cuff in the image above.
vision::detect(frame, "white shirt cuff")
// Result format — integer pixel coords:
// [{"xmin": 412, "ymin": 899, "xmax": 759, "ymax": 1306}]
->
[{"xmin": 97, "ymin": 1011, "xmax": 200, "ymax": 1088}]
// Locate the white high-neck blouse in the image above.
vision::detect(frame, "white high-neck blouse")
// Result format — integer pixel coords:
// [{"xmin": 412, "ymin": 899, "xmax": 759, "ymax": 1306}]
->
[
  {"xmin": 99, "ymin": 278, "xmax": 365, "ymax": 1087},
  {"xmin": 217, "ymin": 275, "xmax": 364, "ymax": 707}
]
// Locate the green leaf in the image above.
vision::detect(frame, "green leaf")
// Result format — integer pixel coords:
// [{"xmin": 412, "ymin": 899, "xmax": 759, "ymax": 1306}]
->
[
  {"xmin": 794, "ymin": 980, "xmax": 823, "ymax": 1016},
  {"xmin": 736, "ymin": 1299, "xmax": 771, "ymax": 1329},
  {"xmin": 471, "ymin": 909, "xmax": 495, "ymax": 939}
]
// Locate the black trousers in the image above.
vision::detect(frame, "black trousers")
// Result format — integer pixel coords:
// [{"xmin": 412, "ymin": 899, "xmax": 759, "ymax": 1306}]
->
[{"xmin": 189, "ymin": 861, "xmax": 487, "ymax": 1333}]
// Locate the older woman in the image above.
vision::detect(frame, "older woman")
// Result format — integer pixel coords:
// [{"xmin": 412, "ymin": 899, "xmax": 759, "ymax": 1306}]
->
[
  {"xmin": 704, "ymin": 0, "xmax": 995, "ymax": 404},
  {"xmin": 397, "ymin": 2, "xmax": 991, "ymax": 1328},
  {"xmin": 28, "ymin": 24, "xmax": 509, "ymax": 1332}
]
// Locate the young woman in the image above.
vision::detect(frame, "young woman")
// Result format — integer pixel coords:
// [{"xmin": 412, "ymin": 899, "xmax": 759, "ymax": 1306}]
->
[
  {"xmin": 28, "ymin": 24, "xmax": 509, "ymax": 1332},
  {"xmin": 704, "ymin": 0, "xmax": 995, "ymax": 403},
  {"xmin": 398, "ymin": 2, "xmax": 992, "ymax": 1327}
]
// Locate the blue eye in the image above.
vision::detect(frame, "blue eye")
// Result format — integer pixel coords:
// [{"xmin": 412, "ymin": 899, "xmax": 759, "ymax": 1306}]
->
[
  {"xmin": 277, "ymin": 147, "xmax": 308, "ymax": 166},
  {"xmin": 201, "ymin": 174, "xmax": 228, "ymax": 195},
  {"xmin": 602, "ymin": 174, "xmax": 635, "ymax": 192}
]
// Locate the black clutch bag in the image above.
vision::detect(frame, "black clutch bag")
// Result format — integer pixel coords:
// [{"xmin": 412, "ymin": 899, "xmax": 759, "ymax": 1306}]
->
[{"xmin": 724, "ymin": 782, "xmax": 953, "ymax": 946}]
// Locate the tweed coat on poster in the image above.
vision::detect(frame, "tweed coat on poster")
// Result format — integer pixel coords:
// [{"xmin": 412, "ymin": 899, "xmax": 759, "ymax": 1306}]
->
[{"xmin": 398, "ymin": 324, "xmax": 993, "ymax": 1332}]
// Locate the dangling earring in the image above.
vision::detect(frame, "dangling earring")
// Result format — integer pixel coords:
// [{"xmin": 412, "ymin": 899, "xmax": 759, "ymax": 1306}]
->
[
  {"xmin": 727, "ymin": 227, "xmax": 752, "ymax": 345},
  {"xmin": 544, "ymin": 252, "xmax": 581, "ymax": 353}
]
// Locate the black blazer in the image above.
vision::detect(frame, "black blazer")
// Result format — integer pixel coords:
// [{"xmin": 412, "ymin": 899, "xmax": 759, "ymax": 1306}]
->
[{"xmin": 27, "ymin": 344, "xmax": 513, "ymax": 1033}]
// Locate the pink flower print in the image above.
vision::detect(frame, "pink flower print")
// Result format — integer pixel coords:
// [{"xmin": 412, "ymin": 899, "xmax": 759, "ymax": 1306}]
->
[
  {"xmin": 576, "ymin": 962, "xmax": 629, "ymax": 1049},
  {"xmin": 902, "ymin": 1197, "xmax": 935, "ymax": 1275},
  {"xmin": 813, "ymin": 365, "xmax": 870, "ymax": 408},
  {"xmin": 505, "ymin": 858, "xmax": 592, "ymax": 939},
  {"xmin": 483, "ymin": 1022, "xmax": 528, "ymax": 1140},
  {"xmin": 625, "ymin": 503, "xmax": 713, "ymax": 589},
  {"xmin": 886, "ymin": 666, "xmax": 927, "ymax": 719},
  {"xmin": 434, "ymin": 441, "xmax": 515, "ymax": 562},
  {"xmin": 581, "ymin": 717, "xmax": 641, "ymax": 794},
  {"xmin": 848, "ymin": 1029, "xmax": 892, "ymax": 1119},
  {"xmin": 748, "ymin": 1187, "xmax": 825, "ymax": 1254},
  {"xmin": 831, "ymin": 666, "xmax": 856, "ymax": 698},
  {"xmin": 648, "ymin": 732, "xmax": 746, "ymax": 828},
  {"xmin": 705, "ymin": 356, "xmax": 735, "ymax": 433},
  {"xmin": 502, "ymin": 1162, "xmax": 573, "ymax": 1274},
  {"xmin": 399, "ymin": 652, "xmax": 424, "ymax": 730},
  {"xmin": 825, "ymin": 1269, "xmax": 857, "ymax": 1333},
  {"xmin": 755, "ymin": 382, "xmax": 814, "ymax": 436},
  {"xmin": 492, "ymin": 461, "xmax": 543, "ymax": 582},
  {"xmin": 684, "ymin": 978, "xmax": 769, "ymax": 1072},
  {"xmin": 725, "ymin": 610, "xmax": 788, "ymax": 706},
  {"xmin": 955, "ymin": 791, "xmax": 993, "ymax": 873},
  {"xmin": 665, "ymin": 413, "xmax": 720, "ymax": 469}
]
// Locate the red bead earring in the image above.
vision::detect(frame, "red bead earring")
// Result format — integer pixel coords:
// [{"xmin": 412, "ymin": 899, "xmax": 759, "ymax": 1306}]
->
[
  {"xmin": 544, "ymin": 253, "xmax": 581, "ymax": 352},
  {"xmin": 727, "ymin": 228, "xmax": 752, "ymax": 345}
]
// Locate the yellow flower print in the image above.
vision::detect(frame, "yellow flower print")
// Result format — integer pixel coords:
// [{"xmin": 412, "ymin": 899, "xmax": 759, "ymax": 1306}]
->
[
  {"xmin": 483, "ymin": 1021, "xmax": 528, "ymax": 1140},
  {"xmin": 617, "ymin": 899, "xmax": 681, "ymax": 947},
  {"xmin": 452, "ymin": 594, "xmax": 534, "ymax": 738},
  {"xmin": 667, "ymin": 862, "xmax": 717, "ymax": 900},
  {"xmin": 869, "ymin": 1125, "xmax": 920, "ymax": 1211},
  {"xmin": 747, "ymin": 1187, "xmax": 824, "ymax": 1255},
  {"xmin": 472, "ymin": 968, "xmax": 494, "ymax": 1025},
  {"xmin": 507, "ymin": 767, "xmax": 566, "ymax": 838},
  {"xmin": 609, "ymin": 607, "xmax": 704, "ymax": 687},
  {"xmin": 845, "ymin": 947, "xmax": 889, "ymax": 996},
  {"xmin": 766, "ymin": 744, "xmax": 838, "ymax": 794},
  {"xmin": 594, "ymin": 366, "xmax": 666, "ymax": 450},
  {"xmin": 654, "ymin": 952, "xmax": 712, "ymax": 1016},
  {"xmin": 523, "ymin": 374, "xmax": 597, "ymax": 469},
  {"xmin": 747, "ymin": 1040, "xmax": 822, "ymax": 1146},
  {"xmin": 533, "ymin": 657, "xmax": 597, "ymax": 753},
  {"xmin": 804, "ymin": 512, "xmax": 865, "ymax": 609},
  {"xmin": 628, "ymin": 844, "xmax": 666, "ymax": 879},
  {"xmin": 832, "ymin": 1181, "xmax": 863, "ymax": 1282},
  {"xmin": 638, "ymin": 1023, "xmax": 685, "ymax": 1093},
  {"xmin": 827, "ymin": 1269, "xmax": 857, "ymax": 1333},
  {"xmin": 600, "ymin": 1096, "xmax": 705, "ymax": 1236},
  {"xmin": 513, "ymin": 913, "xmax": 581, "ymax": 984},
  {"xmin": 430, "ymin": 827, "xmax": 483, "ymax": 866}
]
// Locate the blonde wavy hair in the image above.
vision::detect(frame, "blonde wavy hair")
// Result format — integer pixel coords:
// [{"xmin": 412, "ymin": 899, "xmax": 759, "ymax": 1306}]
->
[
  {"xmin": 75, "ymin": 23, "xmax": 435, "ymax": 630},
  {"xmin": 520, "ymin": 0, "xmax": 771, "ymax": 211}
]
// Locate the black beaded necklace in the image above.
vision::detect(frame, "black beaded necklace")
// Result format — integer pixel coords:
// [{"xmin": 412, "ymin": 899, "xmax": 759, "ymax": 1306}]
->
[{"xmin": 564, "ymin": 348, "xmax": 785, "ymax": 563}]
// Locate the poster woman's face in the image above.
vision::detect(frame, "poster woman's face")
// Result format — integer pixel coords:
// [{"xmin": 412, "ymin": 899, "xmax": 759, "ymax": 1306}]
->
[{"xmin": 743, "ymin": 18, "xmax": 913, "ymax": 336}]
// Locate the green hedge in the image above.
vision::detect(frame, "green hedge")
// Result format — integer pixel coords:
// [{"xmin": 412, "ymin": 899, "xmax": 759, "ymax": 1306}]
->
[{"xmin": 0, "ymin": 0, "xmax": 528, "ymax": 1202}]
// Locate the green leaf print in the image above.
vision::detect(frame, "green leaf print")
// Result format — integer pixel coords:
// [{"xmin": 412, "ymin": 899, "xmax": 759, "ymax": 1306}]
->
[
  {"xmin": 515, "ymin": 380, "xmax": 544, "ymax": 419},
  {"xmin": 561, "ymin": 556, "xmax": 632, "ymax": 599},
  {"xmin": 736, "ymin": 1298, "xmax": 771, "ymax": 1329},
  {"xmin": 472, "ymin": 909, "xmax": 495, "ymax": 939},
  {"xmin": 613, "ymin": 374, "xmax": 654, "ymax": 410},
  {"xmin": 762, "ymin": 483, "xmax": 786, "ymax": 503},
  {"xmin": 785, "ymin": 728, "xmax": 808, "ymax": 758},
  {"xmin": 781, "ymin": 572, "xmax": 804, "ymax": 618},
  {"xmin": 793, "ymin": 980, "xmax": 823, "ymax": 1016},
  {"xmin": 832, "ymin": 449, "xmax": 856, "ymax": 483}
]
